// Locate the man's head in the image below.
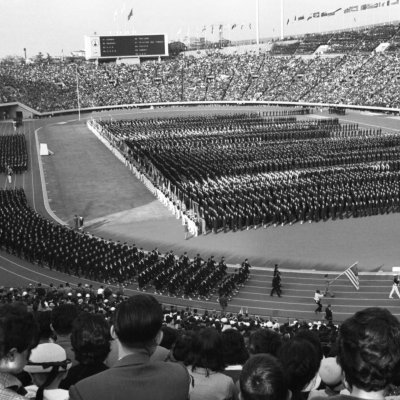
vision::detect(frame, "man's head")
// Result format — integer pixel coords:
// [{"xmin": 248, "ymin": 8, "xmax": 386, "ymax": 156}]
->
[
  {"xmin": 337, "ymin": 307, "xmax": 400, "ymax": 393},
  {"xmin": 112, "ymin": 294, "xmax": 163, "ymax": 350},
  {"xmin": 240, "ymin": 354, "xmax": 290, "ymax": 400},
  {"xmin": 0, "ymin": 304, "xmax": 39, "ymax": 374}
]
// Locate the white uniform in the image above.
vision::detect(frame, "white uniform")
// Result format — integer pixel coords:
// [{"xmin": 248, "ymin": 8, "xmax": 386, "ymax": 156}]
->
[{"xmin": 389, "ymin": 276, "xmax": 400, "ymax": 299}]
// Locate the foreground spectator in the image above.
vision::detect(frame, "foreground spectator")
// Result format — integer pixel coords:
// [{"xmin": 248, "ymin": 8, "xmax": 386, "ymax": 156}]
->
[
  {"xmin": 278, "ymin": 336, "xmax": 321, "ymax": 400},
  {"xmin": 51, "ymin": 304, "xmax": 79, "ymax": 366},
  {"xmin": 186, "ymin": 327, "xmax": 238, "ymax": 400},
  {"xmin": 248, "ymin": 328, "xmax": 282, "ymax": 357},
  {"xmin": 69, "ymin": 294, "xmax": 190, "ymax": 400},
  {"xmin": 0, "ymin": 303, "xmax": 39, "ymax": 399},
  {"xmin": 24, "ymin": 343, "xmax": 71, "ymax": 400},
  {"xmin": 221, "ymin": 329, "xmax": 249, "ymax": 383},
  {"xmin": 60, "ymin": 313, "xmax": 111, "ymax": 390},
  {"xmin": 239, "ymin": 354, "xmax": 290, "ymax": 400},
  {"xmin": 314, "ymin": 307, "xmax": 400, "ymax": 400}
]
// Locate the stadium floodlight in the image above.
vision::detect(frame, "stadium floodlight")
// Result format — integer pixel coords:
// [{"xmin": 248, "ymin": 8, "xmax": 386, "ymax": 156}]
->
[{"xmin": 69, "ymin": 63, "xmax": 81, "ymax": 121}]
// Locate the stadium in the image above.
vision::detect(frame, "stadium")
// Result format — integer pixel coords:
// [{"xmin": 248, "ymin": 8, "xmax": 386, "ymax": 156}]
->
[{"xmin": 1, "ymin": 1, "xmax": 400, "ymax": 397}]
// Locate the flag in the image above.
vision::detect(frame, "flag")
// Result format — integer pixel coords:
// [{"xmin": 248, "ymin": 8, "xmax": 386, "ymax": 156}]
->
[
  {"xmin": 249, "ymin": 23, "xmax": 252, "ymax": 29},
  {"xmin": 286, "ymin": 18, "xmax": 290, "ymax": 24},
  {"xmin": 219, "ymin": 24, "xmax": 223, "ymax": 32},
  {"xmin": 344, "ymin": 263, "xmax": 360, "ymax": 290},
  {"xmin": 231, "ymin": 23, "xmax": 237, "ymax": 30},
  {"xmin": 127, "ymin": 8, "xmax": 133, "ymax": 21},
  {"xmin": 202, "ymin": 25, "xmax": 206, "ymax": 32}
]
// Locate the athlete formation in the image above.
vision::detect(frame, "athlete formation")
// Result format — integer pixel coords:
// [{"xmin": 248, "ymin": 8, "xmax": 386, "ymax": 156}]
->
[{"xmin": 93, "ymin": 113, "xmax": 400, "ymax": 232}]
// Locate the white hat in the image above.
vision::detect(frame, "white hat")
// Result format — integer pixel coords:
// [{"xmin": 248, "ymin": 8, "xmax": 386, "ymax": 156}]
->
[
  {"xmin": 24, "ymin": 343, "xmax": 71, "ymax": 373},
  {"xmin": 319, "ymin": 357, "xmax": 343, "ymax": 386}
]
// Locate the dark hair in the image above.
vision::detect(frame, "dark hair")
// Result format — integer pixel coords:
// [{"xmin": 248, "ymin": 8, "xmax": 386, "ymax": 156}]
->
[
  {"xmin": 35, "ymin": 311, "xmax": 55, "ymax": 342},
  {"xmin": 295, "ymin": 329, "xmax": 323, "ymax": 362},
  {"xmin": 278, "ymin": 336, "xmax": 320, "ymax": 398},
  {"xmin": 187, "ymin": 327, "xmax": 225, "ymax": 375},
  {"xmin": 114, "ymin": 294, "xmax": 163, "ymax": 347},
  {"xmin": 70, "ymin": 312, "xmax": 111, "ymax": 365},
  {"xmin": 240, "ymin": 354, "xmax": 289, "ymax": 400},
  {"xmin": 51, "ymin": 304, "xmax": 79, "ymax": 335},
  {"xmin": 0, "ymin": 304, "xmax": 39, "ymax": 359},
  {"xmin": 248, "ymin": 329, "xmax": 282, "ymax": 357},
  {"xmin": 160, "ymin": 326, "xmax": 179, "ymax": 350},
  {"xmin": 337, "ymin": 307, "xmax": 400, "ymax": 392},
  {"xmin": 171, "ymin": 331, "xmax": 194, "ymax": 362},
  {"xmin": 221, "ymin": 329, "xmax": 249, "ymax": 365}
]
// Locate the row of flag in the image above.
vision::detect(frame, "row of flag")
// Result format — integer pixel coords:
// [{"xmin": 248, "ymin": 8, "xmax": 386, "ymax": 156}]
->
[
  {"xmin": 113, "ymin": 5, "xmax": 134, "ymax": 22},
  {"xmin": 201, "ymin": 23, "xmax": 253, "ymax": 34},
  {"xmin": 287, "ymin": 0, "xmax": 399, "ymax": 25}
]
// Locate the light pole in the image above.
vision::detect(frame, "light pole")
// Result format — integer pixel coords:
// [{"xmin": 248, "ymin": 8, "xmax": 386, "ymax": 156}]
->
[{"xmin": 70, "ymin": 63, "xmax": 81, "ymax": 121}]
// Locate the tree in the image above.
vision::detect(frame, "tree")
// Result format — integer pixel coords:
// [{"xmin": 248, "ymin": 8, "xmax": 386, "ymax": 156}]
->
[
  {"xmin": 33, "ymin": 52, "xmax": 45, "ymax": 64},
  {"xmin": 0, "ymin": 55, "xmax": 25, "ymax": 65},
  {"xmin": 168, "ymin": 41, "xmax": 187, "ymax": 58}
]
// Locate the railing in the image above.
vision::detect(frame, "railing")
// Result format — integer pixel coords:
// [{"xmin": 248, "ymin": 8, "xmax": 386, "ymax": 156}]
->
[{"xmin": 33, "ymin": 99, "xmax": 400, "ymax": 119}]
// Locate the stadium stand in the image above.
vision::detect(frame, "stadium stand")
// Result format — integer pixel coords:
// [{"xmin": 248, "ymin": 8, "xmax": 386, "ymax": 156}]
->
[{"xmin": 1, "ymin": 24, "xmax": 400, "ymax": 112}]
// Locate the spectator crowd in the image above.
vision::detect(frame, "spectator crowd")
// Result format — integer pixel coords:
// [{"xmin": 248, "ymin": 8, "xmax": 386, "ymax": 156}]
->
[
  {"xmin": 0, "ymin": 23, "xmax": 400, "ymax": 112},
  {"xmin": 1, "ymin": 293, "xmax": 400, "ymax": 400}
]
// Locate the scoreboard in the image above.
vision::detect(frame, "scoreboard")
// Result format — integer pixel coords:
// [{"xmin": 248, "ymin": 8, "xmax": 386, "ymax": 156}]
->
[{"xmin": 85, "ymin": 34, "xmax": 168, "ymax": 59}]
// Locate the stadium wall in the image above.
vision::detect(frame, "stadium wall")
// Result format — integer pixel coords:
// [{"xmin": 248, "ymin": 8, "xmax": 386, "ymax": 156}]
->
[{"xmin": 36, "ymin": 100, "xmax": 400, "ymax": 118}]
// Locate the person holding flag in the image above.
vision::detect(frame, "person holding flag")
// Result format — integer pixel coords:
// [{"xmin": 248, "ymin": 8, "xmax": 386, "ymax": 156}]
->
[{"xmin": 323, "ymin": 274, "xmax": 335, "ymax": 297}]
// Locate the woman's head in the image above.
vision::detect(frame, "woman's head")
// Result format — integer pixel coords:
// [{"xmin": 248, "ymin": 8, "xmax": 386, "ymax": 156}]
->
[
  {"xmin": 221, "ymin": 328, "xmax": 249, "ymax": 365},
  {"xmin": 71, "ymin": 312, "xmax": 111, "ymax": 365},
  {"xmin": 187, "ymin": 327, "xmax": 225, "ymax": 374}
]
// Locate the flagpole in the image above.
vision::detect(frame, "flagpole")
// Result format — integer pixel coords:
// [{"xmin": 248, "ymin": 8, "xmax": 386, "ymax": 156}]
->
[
  {"xmin": 280, "ymin": 0, "xmax": 284, "ymax": 39},
  {"xmin": 255, "ymin": 0, "xmax": 260, "ymax": 46},
  {"xmin": 329, "ymin": 261, "xmax": 359, "ymax": 284}
]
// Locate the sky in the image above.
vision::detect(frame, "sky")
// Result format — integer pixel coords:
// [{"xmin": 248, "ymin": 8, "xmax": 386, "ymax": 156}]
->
[{"xmin": 0, "ymin": 0, "xmax": 398, "ymax": 59}]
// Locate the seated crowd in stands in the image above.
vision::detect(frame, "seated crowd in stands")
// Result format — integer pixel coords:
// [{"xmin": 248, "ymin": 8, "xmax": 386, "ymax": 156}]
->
[
  {"xmin": 1, "ymin": 23, "xmax": 400, "ymax": 112},
  {"xmin": 1, "ymin": 295, "xmax": 400, "ymax": 400}
]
